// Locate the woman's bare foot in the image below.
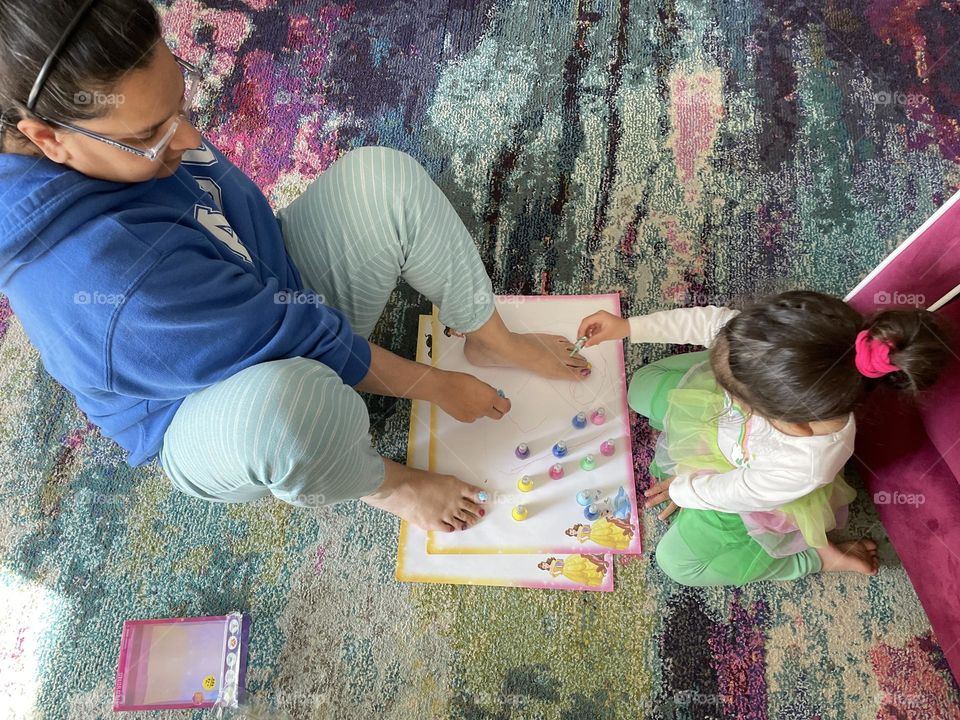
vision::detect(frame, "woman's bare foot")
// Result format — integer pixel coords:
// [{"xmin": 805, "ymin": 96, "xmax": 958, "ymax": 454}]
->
[
  {"xmin": 462, "ymin": 310, "xmax": 590, "ymax": 381},
  {"xmin": 360, "ymin": 458, "xmax": 486, "ymax": 532},
  {"xmin": 816, "ymin": 539, "xmax": 879, "ymax": 575}
]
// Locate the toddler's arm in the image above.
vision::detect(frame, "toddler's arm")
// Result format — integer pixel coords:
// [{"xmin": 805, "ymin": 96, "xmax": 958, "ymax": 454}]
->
[
  {"xmin": 669, "ymin": 465, "xmax": 828, "ymax": 513},
  {"xmin": 577, "ymin": 306, "xmax": 739, "ymax": 348},
  {"xmin": 668, "ymin": 423, "xmax": 853, "ymax": 512},
  {"xmin": 628, "ymin": 306, "xmax": 740, "ymax": 346}
]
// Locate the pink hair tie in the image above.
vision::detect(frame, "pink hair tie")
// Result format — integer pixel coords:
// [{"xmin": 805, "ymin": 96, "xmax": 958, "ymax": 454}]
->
[{"xmin": 854, "ymin": 330, "xmax": 900, "ymax": 378}]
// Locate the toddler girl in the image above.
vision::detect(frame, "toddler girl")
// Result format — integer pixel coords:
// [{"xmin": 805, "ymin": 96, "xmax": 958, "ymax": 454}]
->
[{"xmin": 578, "ymin": 291, "xmax": 947, "ymax": 586}]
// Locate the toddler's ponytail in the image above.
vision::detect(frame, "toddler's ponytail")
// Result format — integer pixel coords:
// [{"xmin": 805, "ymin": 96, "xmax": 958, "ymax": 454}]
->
[
  {"xmin": 860, "ymin": 310, "xmax": 949, "ymax": 392},
  {"xmin": 713, "ymin": 291, "xmax": 952, "ymax": 423}
]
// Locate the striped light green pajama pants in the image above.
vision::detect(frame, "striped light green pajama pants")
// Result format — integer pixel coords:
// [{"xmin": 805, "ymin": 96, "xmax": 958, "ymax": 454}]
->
[{"xmin": 158, "ymin": 147, "xmax": 495, "ymax": 507}]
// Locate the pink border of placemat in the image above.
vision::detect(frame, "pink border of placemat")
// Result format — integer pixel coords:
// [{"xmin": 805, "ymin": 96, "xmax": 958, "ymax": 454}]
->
[{"xmin": 426, "ymin": 293, "xmax": 641, "ymax": 555}]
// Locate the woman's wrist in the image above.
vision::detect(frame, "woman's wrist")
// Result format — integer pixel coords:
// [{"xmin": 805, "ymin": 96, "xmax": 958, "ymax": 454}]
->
[
  {"xmin": 418, "ymin": 366, "xmax": 447, "ymax": 404},
  {"xmin": 355, "ymin": 343, "xmax": 446, "ymax": 401}
]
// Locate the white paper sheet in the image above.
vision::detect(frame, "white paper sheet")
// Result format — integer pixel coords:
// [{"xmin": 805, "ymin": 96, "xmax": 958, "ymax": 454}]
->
[
  {"xmin": 394, "ymin": 315, "xmax": 615, "ymax": 591},
  {"xmin": 425, "ymin": 295, "xmax": 641, "ymax": 556}
]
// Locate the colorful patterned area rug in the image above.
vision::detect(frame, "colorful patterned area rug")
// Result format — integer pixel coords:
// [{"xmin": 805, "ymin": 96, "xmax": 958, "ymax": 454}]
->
[{"xmin": 2, "ymin": 1, "xmax": 960, "ymax": 718}]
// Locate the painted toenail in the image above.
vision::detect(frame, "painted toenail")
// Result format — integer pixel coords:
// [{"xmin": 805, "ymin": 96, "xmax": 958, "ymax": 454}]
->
[
  {"xmin": 477, "ymin": 491, "xmax": 488, "ymax": 502},
  {"xmin": 580, "ymin": 368, "xmax": 591, "ymax": 377},
  {"xmin": 478, "ymin": 509, "xmax": 485, "ymax": 517}
]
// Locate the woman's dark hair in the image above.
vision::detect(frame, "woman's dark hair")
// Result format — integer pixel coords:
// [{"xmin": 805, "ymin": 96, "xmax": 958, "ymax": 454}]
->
[
  {"xmin": 0, "ymin": 0, "xmax": 162, "ymax": 152},
  {"xmin": 710, "ymin": 291, "xmax": 951, "ymax": 422}
]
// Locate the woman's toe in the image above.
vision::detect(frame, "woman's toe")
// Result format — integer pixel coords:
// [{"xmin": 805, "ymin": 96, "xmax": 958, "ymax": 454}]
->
[
  {"xmin": 461, "ymin": 498, "xmax": 481, "ymax": 513},
  {"xmin": 456, "ymin": 511, "xmax": 478, "ymax": 527}
]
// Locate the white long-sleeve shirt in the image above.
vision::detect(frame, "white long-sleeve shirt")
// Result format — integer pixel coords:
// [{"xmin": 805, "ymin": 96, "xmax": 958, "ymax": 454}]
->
[{"xmin": 629, "ymin": 306, "xmax": 856, "ymax": 513}]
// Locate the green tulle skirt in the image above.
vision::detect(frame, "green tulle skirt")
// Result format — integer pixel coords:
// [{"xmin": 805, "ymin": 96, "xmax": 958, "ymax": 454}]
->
[{"xmin": 653, "ymin": 360, "xmax": 857, "ymax": 559}]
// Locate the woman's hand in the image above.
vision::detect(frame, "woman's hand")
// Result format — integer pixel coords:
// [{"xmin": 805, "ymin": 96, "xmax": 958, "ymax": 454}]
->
[
  {"xmin": 644, "ymin": 476, "xmax": 678, "ymax": 521},
  {"xmin": 432, "ymin": 370, "xmax": 512, "ymax": 423},
  {"xmin": 576, "ymin": 310, "xmax": 630, "ymax": 347}
]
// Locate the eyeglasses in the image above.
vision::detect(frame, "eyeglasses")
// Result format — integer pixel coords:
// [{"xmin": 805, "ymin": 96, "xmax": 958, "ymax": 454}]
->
[
  {"xmin": 31, "ymin": 55, "xmax": 202, "ymax": 162},
  {"xmin": 22, "ymin": 0, "xmax": 201, "ymax": 162}
]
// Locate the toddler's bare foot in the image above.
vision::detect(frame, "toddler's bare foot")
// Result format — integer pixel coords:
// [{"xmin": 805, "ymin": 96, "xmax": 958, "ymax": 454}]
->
[
  {"xmin": 816, "ymin": 539, "xmax": 879, "ymax": 575},
  {"xmin": 462, "ymin": 310, "xmax": 590, "ymax": 381},
  {"xmin": 360, "ymin": 459, "xmax": 485, "ymax": 532}
]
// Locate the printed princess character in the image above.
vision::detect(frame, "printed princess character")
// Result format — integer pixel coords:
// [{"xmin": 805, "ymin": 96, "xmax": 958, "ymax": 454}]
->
[
  {"xmin": 565, "ymin": 517, "xmax": 635, "ymax": 550},
  {"xmin": 538, "ymin": 555, "xmax": 608, "ymax": 586}
]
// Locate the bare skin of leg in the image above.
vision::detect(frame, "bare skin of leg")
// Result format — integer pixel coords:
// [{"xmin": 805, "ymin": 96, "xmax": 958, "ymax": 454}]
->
[
  {"xmin": 462, "ymin": 308, "xmax": 591, "ymax": 381},
  {"xmin": 815, "ymin": 538, "xmax": 879, "ymax": 575},
  {"xmin": 360, "ymin": 458, "xmax": 486, "ymax": 532}
]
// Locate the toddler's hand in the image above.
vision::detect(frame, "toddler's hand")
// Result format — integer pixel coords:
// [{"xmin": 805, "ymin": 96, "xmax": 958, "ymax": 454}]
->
[
  {"xmin": 577, "ymin": 310, "xmax": 630, "ymax": 347},
  {"xmin": 644, "ymin": 476, "xmax": 678, "ymax": 521}
]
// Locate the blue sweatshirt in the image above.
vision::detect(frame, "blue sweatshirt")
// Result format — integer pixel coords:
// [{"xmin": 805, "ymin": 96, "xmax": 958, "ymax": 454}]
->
[{"xmin": 0, "ymin": 139, "xmax": 371, "ymax": 466}]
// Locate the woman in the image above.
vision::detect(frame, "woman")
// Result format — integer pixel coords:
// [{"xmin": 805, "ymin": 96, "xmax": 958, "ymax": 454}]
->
[{"xmin": 0, "ymin": 0, "xmax": 589, "ymax": 532}]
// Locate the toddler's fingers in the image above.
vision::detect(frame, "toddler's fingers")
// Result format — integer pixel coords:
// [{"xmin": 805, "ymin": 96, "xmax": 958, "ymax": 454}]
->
[
  {"xmin": 658, "ymin": 502, "xmax": 678, "ymax": 521},
  {"xmin": 576, "ymin": 316, "xmax": 596, "ymax": 340},
  {"xmin": 577, "ymin": 312, "xmax": 608, "ymax": 341},
  {"xmin": 644, "ymin": 490, "xmax": 670, "ymax": 508},
  {"xmin": 583, "ymin": 328, "xmax": 604, "ymax": 347},
  {"xmin": 644, "ymin": 479, "xmax": 670, "ymax": 496}
]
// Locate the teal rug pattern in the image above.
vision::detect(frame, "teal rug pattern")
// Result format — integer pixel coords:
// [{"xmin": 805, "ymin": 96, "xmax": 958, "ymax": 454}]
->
[{"xmin": 1, "ymin": 1, "xmax": 959, "ymax": 718}]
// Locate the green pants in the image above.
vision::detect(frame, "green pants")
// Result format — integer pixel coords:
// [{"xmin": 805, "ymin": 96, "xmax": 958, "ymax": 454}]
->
[{"xmin": 629, "ymin": 352, "xmax": 823, "ymax": 586}]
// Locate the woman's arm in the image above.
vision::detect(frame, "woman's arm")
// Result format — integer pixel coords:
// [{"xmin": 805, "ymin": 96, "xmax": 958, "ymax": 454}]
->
[{"xmin": 354, "ymin": 341, "xmax": 511, "ymax": 422}]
